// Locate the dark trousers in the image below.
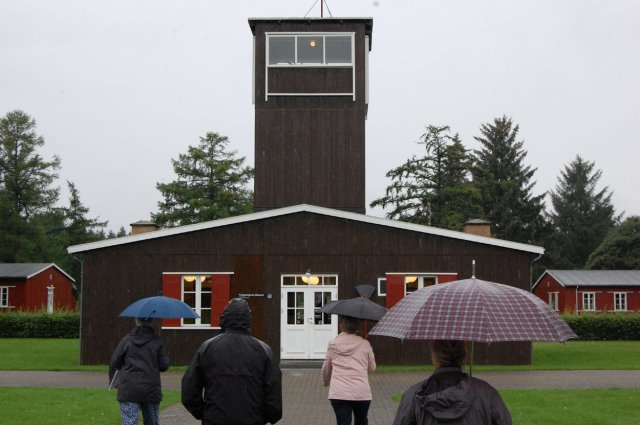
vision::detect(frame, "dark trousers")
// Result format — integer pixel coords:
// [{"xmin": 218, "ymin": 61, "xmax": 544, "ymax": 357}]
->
[{"xmin": 329, "ymin": 399, "xmax": 371, "ymax": 425}]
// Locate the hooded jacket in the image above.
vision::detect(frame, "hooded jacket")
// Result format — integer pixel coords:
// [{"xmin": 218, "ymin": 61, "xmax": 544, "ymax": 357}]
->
[
  {"xmin": 108, "ymin": 325, "xmax": 170, "ymax": 404},
  {"xmin": 181, "ymin": 299, "xmax": 283, "ymax": 425},
  {"xmin": 392, "ymin": 367, "xmax": 512, "ymax": 425},
  {"xmin": 322, "ymin": 332, "xmax": 376, "ymax": 400}
]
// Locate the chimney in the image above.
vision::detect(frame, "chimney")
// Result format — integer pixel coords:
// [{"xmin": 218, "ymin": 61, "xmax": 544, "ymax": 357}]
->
[
  {"xmin": 463, "ymin": 219, "xmax": 492, "ymax": 238},
  {"xmin": 130, "ymin": 220, "xmax": 160, "ymax": 235}
]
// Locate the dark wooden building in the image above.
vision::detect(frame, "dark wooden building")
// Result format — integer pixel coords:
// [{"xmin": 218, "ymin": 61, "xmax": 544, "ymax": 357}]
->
[{"xmin": 68, "ymin": 17, "xmax": 544, "ymax": 366}]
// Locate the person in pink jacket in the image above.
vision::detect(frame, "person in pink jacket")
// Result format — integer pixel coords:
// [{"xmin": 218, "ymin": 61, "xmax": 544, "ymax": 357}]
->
[{"xmin": 322, "ymin": 315, "xmax": 376, "ymax": 425}]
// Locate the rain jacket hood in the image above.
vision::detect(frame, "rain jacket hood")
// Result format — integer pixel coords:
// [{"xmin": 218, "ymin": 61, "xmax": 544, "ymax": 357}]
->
[
  {"xmin": 415, "ymin": 368, "xmax": 475, "ymax": 420},
  {"xmin": 220, "ymin": 298, "xmax": 252, "ymax": 332}
]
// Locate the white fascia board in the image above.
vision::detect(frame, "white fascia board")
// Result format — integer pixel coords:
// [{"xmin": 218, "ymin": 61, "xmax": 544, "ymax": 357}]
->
[{"xmin": 68, "ymin": 204, "xmax": 544, "ymax": 255}]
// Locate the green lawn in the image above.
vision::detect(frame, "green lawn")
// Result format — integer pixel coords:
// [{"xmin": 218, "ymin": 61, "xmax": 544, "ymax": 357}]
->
[
  {"xmin": 378, "ymin": 340, "xmax": 640, "ymax": 372},
  {"xmin": 0, "ymin": 388, "xmax": 181, "ymax": 425}
]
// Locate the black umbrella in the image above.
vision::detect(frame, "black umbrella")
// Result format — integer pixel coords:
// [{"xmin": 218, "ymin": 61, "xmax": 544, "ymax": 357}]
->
[{"xmin": 321, "ymin": 296, "xmax": 387, "ymax": 321}]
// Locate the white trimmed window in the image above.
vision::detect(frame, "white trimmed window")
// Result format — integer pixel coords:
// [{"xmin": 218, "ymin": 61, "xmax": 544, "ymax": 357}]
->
[
  {"xmin": 582, "ymin": 292, "xmax": 596, "ymax": 311},
  {"xmin": 548, "ymin": 292, "xmax": 559, "ymax": 311},
  {"xmin": 0, "ymin": 287, "xmax": 8, "ymax": 307},
  {"xmin": 182, "ymin": 275, "xmax": 212, "ymax": 326},
  {"xmin": 267, "ymin": 33, "xmax": 353, "ymax": 66},
  {"xmin": 614, "ymin": 292, "xmax": 627, "ymax": 312},
  {"xmin": 377, "ymin": 277, "xmax": 387, "ymax": 297},
  {"xmin": 404, "ymin": 276, "xmax": 437, "ymax": 296}
]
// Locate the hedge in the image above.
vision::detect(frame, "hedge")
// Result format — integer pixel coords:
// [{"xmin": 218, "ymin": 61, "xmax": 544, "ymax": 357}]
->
[
  {"xmin": 0, "ymin": 311, "xmax": 80, "ymax": 338},
  {"xmin": 562, "ymin": 313, "xmax": 640, "ymax": 340}
]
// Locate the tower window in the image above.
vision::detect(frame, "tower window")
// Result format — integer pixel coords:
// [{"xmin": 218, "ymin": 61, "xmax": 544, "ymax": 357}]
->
[{"xmin": 267, "ymin": 33, "xmax": 353, "ymax": 66}]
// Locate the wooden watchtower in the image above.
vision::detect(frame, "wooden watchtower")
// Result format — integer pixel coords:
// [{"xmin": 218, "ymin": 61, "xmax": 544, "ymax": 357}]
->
[{"xmin": 249, "ymin": 18, "xmax": 373, "ymax": 214}]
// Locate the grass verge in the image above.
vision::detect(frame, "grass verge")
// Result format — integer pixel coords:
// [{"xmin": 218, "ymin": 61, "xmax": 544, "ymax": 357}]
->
[{"xmin": 0, "ymin": 388, "xmax": 181, "ymax": 425}]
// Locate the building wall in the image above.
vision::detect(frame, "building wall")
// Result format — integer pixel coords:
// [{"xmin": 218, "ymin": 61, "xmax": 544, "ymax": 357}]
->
[
  {"xmin": 0, "ymin": 267, "xmax": 76, "ymax": 312},
  {"xmin": 251, "ymin": 19, "xmax": 370, "ymax": 213},
  {"xmin": 78, "ymin": 212, "xmax": 536, "ymax": 365},
  {"xmin": 534, "ymin": 273, "xmax": 640, "ymax": 313}
]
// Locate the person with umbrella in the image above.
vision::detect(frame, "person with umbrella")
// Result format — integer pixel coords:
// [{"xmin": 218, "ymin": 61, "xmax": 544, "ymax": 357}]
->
[
  {"xmin": 322, "ymin": 315, "xmax": 377, "ymax": 425},
  {"xmin": 392, "ymin": 339, "xmax": 512, "ymax": 425},
  {"xmin": 108, "ymin": 317, "xmax": 170, "ymax": 425}
]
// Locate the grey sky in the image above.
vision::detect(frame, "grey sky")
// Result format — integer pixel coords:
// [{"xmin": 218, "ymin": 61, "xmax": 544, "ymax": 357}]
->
[{"xmin": 2, "ymin": 0, "xmax": 638, "ymax": 233}]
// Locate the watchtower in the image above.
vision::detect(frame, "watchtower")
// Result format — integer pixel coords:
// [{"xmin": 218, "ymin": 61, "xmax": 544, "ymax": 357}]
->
[{"xmin": 249, "ymin": 18, "xmax": 373, "ymax": 213}]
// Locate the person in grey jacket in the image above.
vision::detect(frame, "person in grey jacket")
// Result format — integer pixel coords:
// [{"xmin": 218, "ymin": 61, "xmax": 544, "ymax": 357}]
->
[
  {"xmin": 109, "ymin": 317, "xmax": 170, "ymax": 425},
  {"xmin": 182, "ymin": 298, "xmax": 282, "ymax": 425},
  {"xmin": 393, "ymin": 340, "xmax": 512, "ymax": 425}
]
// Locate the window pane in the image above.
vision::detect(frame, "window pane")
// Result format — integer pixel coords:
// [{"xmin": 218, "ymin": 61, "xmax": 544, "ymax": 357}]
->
[
  {"xmin": 183, "ymin": 317, "xmax": 195, "ymax": 325},
  {"xmin": 287, "ymin": 308, "xmax": 295, "ymax": 325},
  {"xmin": 183, "ymin": 276, "xmax": 196, "ymax": 292},
  {"xmin": 315, "ymin": 292, "xmax": 323, "ymax": 308},
  {"xmin": 298, "ymin": 36, "xmax": 323, "ymax": 64},
  {"xmin": 296, "ymin": 292, "xmax": 304, "ymax": 308},
  {"xmin": 201, "ymin": 275, "xmax": 212, "ymax": 290},
  {"xmin": 184, "ymin": 293, "xmax": 195, "ymax": 307},
  {"xmin": 201, "ymin": 293, "xmax": 211, "ymax": 308},
  {"xmin": 287, "ymin": 292, "xmax": 295, "ymax": 307},
  {"xmin": 378, "ymin": 279, "xmax": 387, "ymax": 296},
  {"xmin": 283, "ymin": 276, "xmax": 296, "ymax": 286},
  {"xmin": 200, "ymin": 309, "xmax": 211, "ymax": 324},
  {"xmin": 325, "ymin": 36, "xmax": 351, "ymax": 63},
  {"xmin": 269, "ymin": 36, "xmax": 295, "ymax": 65},
  {"xmin": 296, "ymin": 308, "xmax": 304, "ymax": 325},
  {"xmin": 323, "ymin": 276, "xmax": 337, "ymax": 286}
]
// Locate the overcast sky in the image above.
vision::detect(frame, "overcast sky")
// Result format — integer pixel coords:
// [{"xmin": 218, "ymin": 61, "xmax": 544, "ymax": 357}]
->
[{"xmin": 2, "ymin": 0, "xmax": 638, "ymax": 233}]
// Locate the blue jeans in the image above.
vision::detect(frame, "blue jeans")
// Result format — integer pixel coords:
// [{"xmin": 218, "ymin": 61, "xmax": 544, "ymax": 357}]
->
[
  {"xmin": 330, "ymin": 399, "xmax": 371, "ymax": 425},
  {"xmin": 119, "ymin": 402, "xmax": 159, "ymax": 425}
]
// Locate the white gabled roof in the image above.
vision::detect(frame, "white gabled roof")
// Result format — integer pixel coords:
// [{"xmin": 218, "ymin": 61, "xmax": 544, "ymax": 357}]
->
[
  {"xmin": 0, "ymin": 263, "xmax": 75, "ymax": 282},
  {"xmin": 534, "ymin": 270, "xmax": 640, "ymax": 289},
  {"xmin": 67, "ymin": 204, "xmax": 544, "ymax": 255}
]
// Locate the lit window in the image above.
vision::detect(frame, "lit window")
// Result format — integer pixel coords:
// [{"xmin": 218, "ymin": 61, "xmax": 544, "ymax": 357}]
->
[
  {"xmin": 614, "ymin": 292, "xmax": 627, "ymax": 312},
  {"xmin": 405, "ymin": 276, "xmax": 437, "ymax": 296},
  {"xmin": 582, "ymin": 292, "xmax": 596, "ymax": 311},
  {"xmin": 182, "ymin": 275, "xmax": 212, "ymax": 326},
  {"xmin": 268, "ymin": 34, "xmax": 353, "ymax": 66}
]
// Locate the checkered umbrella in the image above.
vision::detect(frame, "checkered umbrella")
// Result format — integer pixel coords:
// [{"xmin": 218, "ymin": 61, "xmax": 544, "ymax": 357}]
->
[{"xmin": 369, "ymin": 278, "xmax": 577, "ymax": 343}]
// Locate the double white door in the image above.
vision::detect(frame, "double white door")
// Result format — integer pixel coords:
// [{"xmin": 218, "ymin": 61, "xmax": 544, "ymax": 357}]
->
[{"xmin": 280, "ymin": 287, "xmax": 337, "ymax": 359}]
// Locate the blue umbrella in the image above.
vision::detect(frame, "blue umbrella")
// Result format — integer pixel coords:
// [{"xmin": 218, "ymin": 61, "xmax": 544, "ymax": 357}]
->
[{"xmin": 119, "ymin": 295, "xmax": 200, "ymax": 319}]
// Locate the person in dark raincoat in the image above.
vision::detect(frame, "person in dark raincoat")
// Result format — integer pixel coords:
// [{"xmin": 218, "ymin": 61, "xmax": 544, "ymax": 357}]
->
[
  {"xmin": 392, "ymin": 340, "xmax": 512, "ymax": 425},
  {"xmin": 181, "ymin": 298, "xmax": 283, "ymax": 425},
  {"xmin": 109, "ymin": 317, "xmax": 170, "ymax": 425}
]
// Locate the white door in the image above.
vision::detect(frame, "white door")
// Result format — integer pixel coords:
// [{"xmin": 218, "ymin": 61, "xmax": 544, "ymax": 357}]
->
[{"xmin": 281, "ymin": 279, "xmax": 338, "ymax": 360}]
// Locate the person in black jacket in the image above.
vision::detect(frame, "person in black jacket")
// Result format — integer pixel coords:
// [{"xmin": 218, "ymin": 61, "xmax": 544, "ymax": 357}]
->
[
  {"xmin": 182, "ymin": 298, "xmax": 283, "ymax": 425},
  {"xmin": 392, "ymin": 340, "xmax": 512, "ymax": 425},
  {"xmin": 109, "ymin": 317, "xmax": 170, "ymax": 425}
]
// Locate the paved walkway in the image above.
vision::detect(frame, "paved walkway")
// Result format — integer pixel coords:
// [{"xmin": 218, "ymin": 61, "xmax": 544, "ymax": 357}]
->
[{"xmin": 2, "ymin": 369, "xmax": 640, "ymax": 424}]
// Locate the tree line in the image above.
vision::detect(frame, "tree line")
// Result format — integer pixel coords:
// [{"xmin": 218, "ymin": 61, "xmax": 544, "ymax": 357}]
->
[{"xmin": 1, "ymin": 110, "xmax": 638, "ymax": 287}]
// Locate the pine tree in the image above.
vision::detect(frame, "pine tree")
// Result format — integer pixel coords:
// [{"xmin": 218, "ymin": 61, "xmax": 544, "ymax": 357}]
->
[
  {"xmin": 546, "ymin": 156, "xmax": 618, "ymax": 269},
  {"xmin": 370, "ymin": 125, "xmax": 480, "ymax": 230},
  {"xmin": 471, "ymin": 116, "xmax": 546, "ymax": 244},
  {"xmin": 153, "ymin": 132, "xmax": 254, "ymax": 227},
  {"xmin": 586, "ymin": 216, "xmax": 640, "ymax": 270}
]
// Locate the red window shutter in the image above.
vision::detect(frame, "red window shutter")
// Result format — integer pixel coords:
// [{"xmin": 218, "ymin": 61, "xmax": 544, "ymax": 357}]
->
[
  {"xmin": 386, "ymin": 274, "xmax": 405, "ymax": 309},
  {"xmin": 438, "ymin": 274, "xmax": 458, "ymax": 284},
  {"xmin": 210, "ymin": 274, "xmax": 231, "ymax": 327},
  {"xmin": 162, "ymin": 274, "xmax": 182, "ymax": 327}
]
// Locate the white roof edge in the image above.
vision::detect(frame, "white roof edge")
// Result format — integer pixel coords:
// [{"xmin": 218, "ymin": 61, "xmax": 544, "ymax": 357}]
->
[
  {"xmin": 26, "ymin": 263, "xmax": 76, "ymax": 283},
  {"xmin": 531, "ymin": 270, "xmax": 563, "ymax": 291},
  {"xmin": 67, "ymin": 204, "xmax": 544, "ymax": 255}
]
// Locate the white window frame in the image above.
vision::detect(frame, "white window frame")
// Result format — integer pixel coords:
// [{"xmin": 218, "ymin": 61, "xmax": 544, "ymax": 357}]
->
[
  {"xmin": 0, "ymin": 287, "xmax": 9, "ymax": 307},
  {"xmin": 548, "ymin": 292, "xmax": 559, "ymax": 311},
  {"xmin": 377, "ymin": 277, "xmax": 386, "ymax": 297},
  {"xmin": 614, "ymin": 292, "xmax": 627, "ymax": 312},
  {"xmin": 181, "ymin": 274, "xmax": 212, "ymax": 327},
  {"xmin": 265, "ymin": 32, "xmax": 356, "ymax": 101},
  {"xmin": 404, "ymin": 276, "xmax": 438, "ymax": 297},
  {"xmin": 582, "ymin": 292, "xmax": 596, "ymax": 312}
]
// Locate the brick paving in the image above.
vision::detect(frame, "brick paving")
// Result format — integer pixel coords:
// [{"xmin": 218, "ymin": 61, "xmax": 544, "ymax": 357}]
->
[{"xmin": 2, "ymin": 368, "xmax": 640, "ymax": 424}]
